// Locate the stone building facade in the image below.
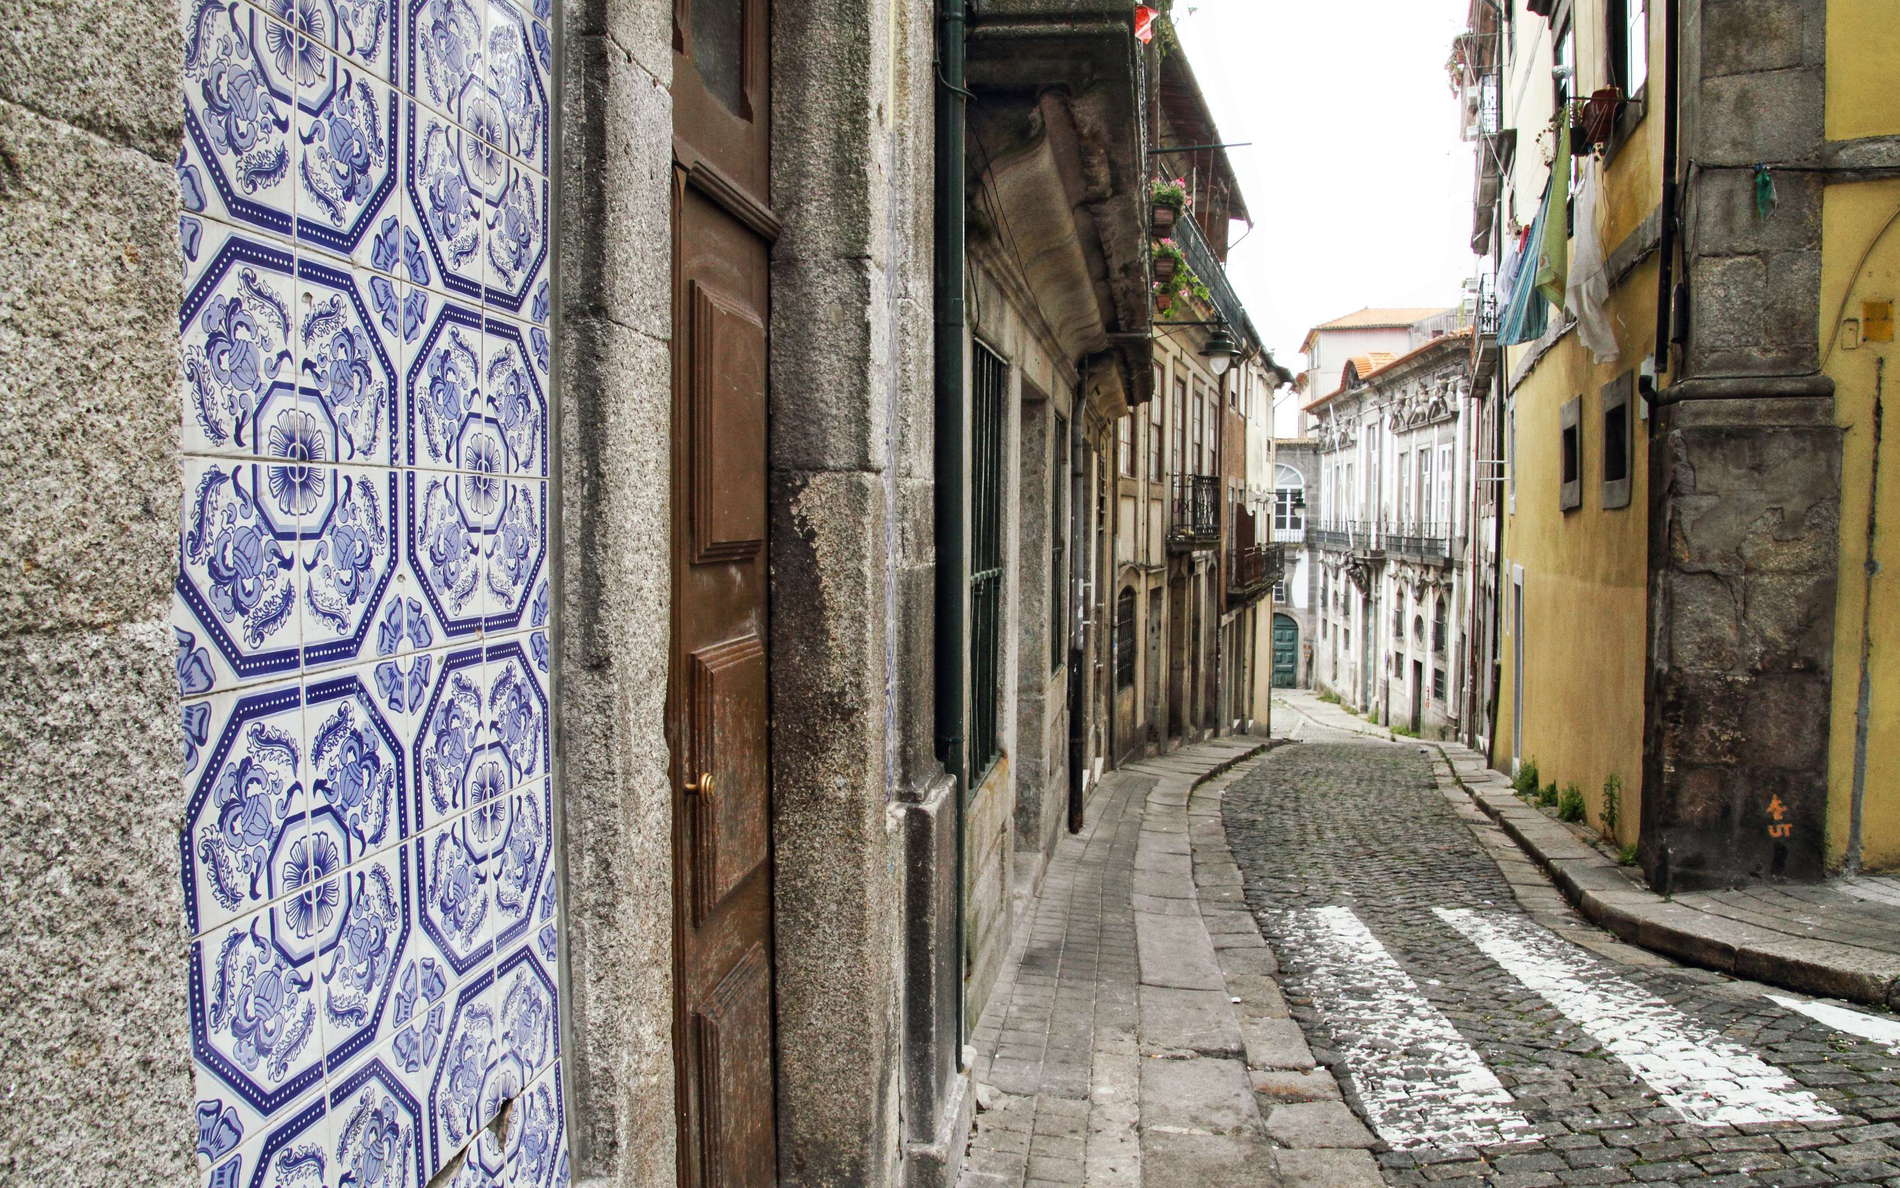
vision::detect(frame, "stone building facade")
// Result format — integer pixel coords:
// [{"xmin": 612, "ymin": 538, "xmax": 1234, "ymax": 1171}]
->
[{"xmin": 1454, "ymin": 0, "xmax": 1893, "ymax": 891}]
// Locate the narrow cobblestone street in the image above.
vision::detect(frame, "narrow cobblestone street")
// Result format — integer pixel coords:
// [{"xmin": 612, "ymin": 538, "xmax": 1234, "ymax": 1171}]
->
[{"xmin": 959, "ymin": 694, "xmax": 1900, "ymax": 1186}]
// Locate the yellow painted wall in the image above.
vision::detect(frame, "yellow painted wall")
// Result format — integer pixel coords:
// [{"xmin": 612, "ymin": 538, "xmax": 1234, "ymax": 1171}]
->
[
  {"xmin": 1819, "ymin": 1, "xmax": 1900, "ymax": 869},
  {"xmin": 1821, "ymin": 178, "xmax": 1900, "ymax": 869},
  {"xmin": 1490, "ymin": 0, "xmax": 1665, "ymax": 849},
  {"xmin": 1494, "ymin": 265, "xmax": 1655, "ymax": 846},
  {"xmin": 1827, "ymin": 1, "xmax": 1900, "ymax": 142}
]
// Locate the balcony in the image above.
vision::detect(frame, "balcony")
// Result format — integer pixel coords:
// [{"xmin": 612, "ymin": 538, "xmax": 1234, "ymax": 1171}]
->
[
  {"xmin": 1385, "ymin": 521, "xmax": 1451, "ymax": 562},
  {"xmin": 1470, "ymin": 272, "xmax": 1501, "ymax": 389},
  {"xmin": 1168, "ymin": 475, "xmax": 1221, "ymax": 551},
  {"xmin": 1272, "ymin": 524, "xmax": 1307, "ymax": 545},
  {"xmin": 1309, "ymin": 520, "xmax": 1351, "ymax": 552},
  {"xmin": 1228, "ymin": 543, "xmax": 1283, "ymax": 606},
  {"xmin": 1170, "ymin": 209, "xmax": 1253, "ymax": 349}
]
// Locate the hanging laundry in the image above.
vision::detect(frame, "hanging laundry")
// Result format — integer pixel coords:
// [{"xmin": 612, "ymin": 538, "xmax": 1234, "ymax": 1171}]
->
[
  {"xmin": 1566, "ymin": 157, "xmax": 1619, "ymax": 363},
  {"xmin": 1135, "ymin": 5, "xmax": 1159, "ymax": 44},
  {"xmin": 1534, "ymin": 118, "xmax": 1571, "ymax": 310},
  {"xmin": 1499, "ymin": 190, "xmax": 1551, "ymax": 346}
]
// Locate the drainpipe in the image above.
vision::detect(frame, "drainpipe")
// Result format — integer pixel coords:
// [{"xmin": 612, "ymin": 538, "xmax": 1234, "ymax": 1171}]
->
[
  {"xmin": 1650, "ymin": 0, "xmax": 1680, "ymax": 398},
  {"xmin": 933, "ymin": 0, "xmax": 969, "ymax": 1041}
]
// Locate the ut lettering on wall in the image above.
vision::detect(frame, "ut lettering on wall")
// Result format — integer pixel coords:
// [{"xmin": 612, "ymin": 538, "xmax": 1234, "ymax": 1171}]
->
[{"xmin": 173, "ymin": 0, "xmax": 566, "ymax": 1183}]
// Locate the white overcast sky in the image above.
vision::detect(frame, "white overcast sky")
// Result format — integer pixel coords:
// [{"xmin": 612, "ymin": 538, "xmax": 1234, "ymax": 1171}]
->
[{"xmin": 1172, "ymin": 0, "xmax": 1477, "ymax": 369}]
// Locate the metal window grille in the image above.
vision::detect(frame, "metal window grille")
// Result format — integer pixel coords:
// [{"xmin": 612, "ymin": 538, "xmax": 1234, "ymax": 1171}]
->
[
  {"xmin": 970, "ymin": 342, "xmax": 1008, "ymax": 779},
  {"xmin": 1115, "ymin": 587, "xmax": 1136, "ymax": 689}
]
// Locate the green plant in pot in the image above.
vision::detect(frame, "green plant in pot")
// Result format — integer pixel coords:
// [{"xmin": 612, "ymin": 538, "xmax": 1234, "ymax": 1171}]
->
[
  {"xmin": 1152, "ymin": 238, "xmax": 1185, "ymax": 285},
  {"xmin": 1151, "ymin": 177, "xmax": 1187, "ymax": 236}
]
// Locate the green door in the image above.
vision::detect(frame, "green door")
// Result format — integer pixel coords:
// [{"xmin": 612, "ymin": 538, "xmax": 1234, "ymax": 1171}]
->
[{"xmin": 1272, "ymin": 614, "xmax": 1299, "ymax": 688}]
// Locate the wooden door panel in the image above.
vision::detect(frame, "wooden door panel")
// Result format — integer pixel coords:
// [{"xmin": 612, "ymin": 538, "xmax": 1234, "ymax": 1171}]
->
[
  {"xmin": 691, "ymin": 944, "xmax": 776, "ymax": 1187},
  {"xmin": 687, "ymin": 633, "xmax": 768, "ymax": 923},
  {"xmin": 675, "ymin": 0, "xmax": 775, "ymax": 1182},
  {"xmin": 689, "ymin": 283, "xmax": 767, "ymax": 564}
]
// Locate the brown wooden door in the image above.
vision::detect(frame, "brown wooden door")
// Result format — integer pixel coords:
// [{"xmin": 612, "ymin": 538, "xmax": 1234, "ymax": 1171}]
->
[{"xmin": 671, "ymin": 1, "xmax": 777, "ymax": 1184}]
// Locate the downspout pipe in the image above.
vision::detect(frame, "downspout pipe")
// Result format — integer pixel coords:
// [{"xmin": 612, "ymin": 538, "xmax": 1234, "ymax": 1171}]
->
[
  {"xmin": 932, "ymin": 0, "xmax": 970, "ymax": 1043},
  {"xmin": 1650, "ymin": 0, "xmax": 1680, "ymax": 401}
]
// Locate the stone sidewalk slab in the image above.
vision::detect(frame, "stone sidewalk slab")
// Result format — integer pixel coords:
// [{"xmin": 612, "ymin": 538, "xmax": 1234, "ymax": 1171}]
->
[{"xmin": 958, "ymin": 736, "xmax": 1367, "ymax": 1187}]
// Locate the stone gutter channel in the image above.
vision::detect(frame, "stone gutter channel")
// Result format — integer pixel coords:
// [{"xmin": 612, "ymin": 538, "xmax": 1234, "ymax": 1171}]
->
[
  {"xmin": 1429, "ymin": 743, "xmax": 1900, "ymax": 1010},
  {"xmin": 1134, "ymin": 738, "xmax": 1386, "ymax": 1186}
]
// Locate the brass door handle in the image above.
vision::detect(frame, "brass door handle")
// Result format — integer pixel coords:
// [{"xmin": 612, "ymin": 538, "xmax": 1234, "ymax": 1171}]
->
[{"xmin": 685, "ymin": 772, "xmax": 715, "ymax": 796}]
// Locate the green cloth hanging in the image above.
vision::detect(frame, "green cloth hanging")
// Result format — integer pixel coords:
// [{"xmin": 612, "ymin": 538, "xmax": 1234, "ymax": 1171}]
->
[{"xmin": 1755, "ymin": 165, "xmax": 1778, "ymax": 219}]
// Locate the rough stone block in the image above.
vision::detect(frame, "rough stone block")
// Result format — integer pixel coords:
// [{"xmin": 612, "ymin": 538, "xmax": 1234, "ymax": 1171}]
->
[
  {"xmin": 1138, "ymin": 1131, "xmax": 1281, "ymax": 1186},
  {"xmin": 1250, "ymin": 1068, "xmax": 1343, "ymax": 1102},
  {"xmin": 0, "ymin": 623, "xmax": 190, "ymax": 1183},
  {"xmin": 0, "ymin": 101, "xmax": 179, "ymax": 631},
  {"xmin": 0, "ymin": 0, "xmax": 182, "ymax": 158},
  {"xmin": 1136, "ymin": 910, "xmax": 1225, "ymax": 989},
  {"xmin": 1701, "ymin": 0, "xmax": 1809, "ymax": 78},
  {"xmin": 558, "ymin": 37, "xmax": 672, "ymax": 338}
]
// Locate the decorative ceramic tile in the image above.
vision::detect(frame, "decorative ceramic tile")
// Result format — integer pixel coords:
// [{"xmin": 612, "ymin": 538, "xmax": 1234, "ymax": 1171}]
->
[
  {"xmin": 263, "ymin": 0, "xmax": 399, "ymax": 85},
  {"xmin": 180, "ymin": 228, "xmax": 298, "ymax": 458},
  {"xmin": 481, "ymin": 165, "xmax": 546, "ymax": 319},
  {"xmin": 426, "ymin": 962, "xmax": 496, "ymax": 1170},
  {"xmin": 188, "ymin": 906, "xmax": 330, "ymax": 1129},
  {"xmin": 195, "ymin": 1083, "xmax": 328, "ymax": 1188},
  {"xmin": 295, "ymin": 46, "xmax": 399, "ymax": 269},
  {"xmin": 406, "ymin": 100, "xmax": 487, "ymax": 302},
  {"xmin": 487, "ymin": 777, "xmax": 552, "ymax": 959},
  {"xmin": 182, "ymin": 0, "xmax": 298, "ymax": 240},
  {"xmin": 181, "ymin": 0, "xmax": 559, "ymax": 1174},
  {"xmin": 481, "ymin": 315, "xmax": 547, "ymax": 477},
  {"xmin": 483, "ymin": 480, "xmax": 545, "ymax": 632},
  {"xmin": 407, "ymin": 291, "xmax": 487, "ymax": 471},
  {"xmin": 181, "ymin": 682, "xmax": 309, "ymax": 938},
  {"xmin": 304, "ymin": 665, "xmax": 407, "ymax": 861},
  {"xmin": 507, "ymin": 1063, "xmax": 566, "ymax": 1188},
  {"xmin": 313, "ymin": 844, "xmax": 410, "ymax": 1075},
  {"xmin": 296, "ymin": 258, "xmax": 399, "ymax": 466},
  {"xmin": 327, "ymin": 1056, "xmax": 428, "ymax": 1187},
  {"xmin": 480, "ymin": 0, "xmax": 547, "ymax": 173},
  {"xmin": 178, "ymin": 454, "xmax": 305, "ymax": 691},
  {"xmin": 297, "ymin": 464, "xmax": 400, "ymax": 677},
  {"xmin": 411, "ymin": 758, "xmax": 499, "ymax": 977}
]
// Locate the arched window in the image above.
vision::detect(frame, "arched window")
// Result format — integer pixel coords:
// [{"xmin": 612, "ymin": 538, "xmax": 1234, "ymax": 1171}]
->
[
  {"xmin": 1434, "ymin": 595, "xmax": 1449, "ymax": 653},
  {"xmin": 1273, "ymin": 463, "xmax": 1306, "ymax": 537}
]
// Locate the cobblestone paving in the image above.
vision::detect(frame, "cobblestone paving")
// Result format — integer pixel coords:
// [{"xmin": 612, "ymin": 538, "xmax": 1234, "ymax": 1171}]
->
[{"xmin": 1225, "ymin": 723, "xmax": 1900, "ymax": 1187}]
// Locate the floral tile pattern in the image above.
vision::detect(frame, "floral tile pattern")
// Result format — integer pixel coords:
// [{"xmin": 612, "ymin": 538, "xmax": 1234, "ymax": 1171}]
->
[{"xmin": 178, "ymin": 0, "xmax": 560, "ymax": 1182}]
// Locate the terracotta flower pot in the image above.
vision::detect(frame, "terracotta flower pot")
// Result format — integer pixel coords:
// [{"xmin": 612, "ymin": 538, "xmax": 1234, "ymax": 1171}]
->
[
  {"xmin": 1153, "ymin": 254, "xmax": 1178, "ymax": 283},
  {"xmin": 1151, "ymin": 204, "xmax": 1178, "ymax": 237}
]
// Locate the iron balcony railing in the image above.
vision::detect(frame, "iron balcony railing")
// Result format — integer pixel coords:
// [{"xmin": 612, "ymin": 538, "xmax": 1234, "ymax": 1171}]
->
[
  {"xmin": 1168, "ymin": 475, "xmax": 1221, "ymax": 550},
  {"xmin": 1228, "ymin": 543, "xmax": 1283, "ymax": 603},
  {"xmin": 1272, "ymin": 524, "xmax": 1307, "ymax": 545},
  {"xmin": 1310, "ymin": 520, "xmax": 1351, "ymax": 551},
  {"xmin": 1386, "ymin": 521, "xmax": 1451, "ymax": 561},
  {"xmin": 1170, "ymin": 209, "xmax": 1250, "ymax": 348}
]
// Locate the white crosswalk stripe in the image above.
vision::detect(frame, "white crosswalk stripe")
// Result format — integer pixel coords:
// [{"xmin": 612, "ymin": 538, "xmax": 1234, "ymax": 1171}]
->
[
  {"xmin": 1274, "ymin": 906, "xmax": 1539, "ymax": 1149},
  {"xmin": 1437, "ymin": 907, "xmax": 1840, "ymax": 1126},
  {"xmin": 1768, "ymin": 993, "xmax": 1900, "ymax": 1052}
]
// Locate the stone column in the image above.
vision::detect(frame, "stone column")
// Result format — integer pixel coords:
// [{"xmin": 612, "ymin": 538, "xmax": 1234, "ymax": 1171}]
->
[{"xmin": 1641, "ymin": 0, "xmax": 1842, "ymax": 890}]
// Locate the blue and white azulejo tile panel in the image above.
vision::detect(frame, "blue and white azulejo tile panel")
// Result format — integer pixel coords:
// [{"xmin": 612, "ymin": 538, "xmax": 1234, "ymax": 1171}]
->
[{"xmin": 177, "ymin": 0, "xmax": 563, "ymax": 1183}]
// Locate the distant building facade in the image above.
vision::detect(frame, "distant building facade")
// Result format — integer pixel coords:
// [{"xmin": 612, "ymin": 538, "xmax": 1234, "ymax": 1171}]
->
[{"xmin": 1307, "ymin": 327, "xmax": 1475, "ymax": 738}]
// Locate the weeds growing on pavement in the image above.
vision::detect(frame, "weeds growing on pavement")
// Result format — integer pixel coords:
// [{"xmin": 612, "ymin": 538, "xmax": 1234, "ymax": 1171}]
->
[
  {"xmin": 1618, "ymin": 842, "xmax": 1638, "ymax": 866},
  {"xmin": 1391, "ymin": 724, "xmax": 1418, "ymax": 738},
  {"xmin": 1558, "ymin": 783, "xmax": 1586, "ymax": 822},
  {"xmin": 1513, "ymin": 758, "xmax": 1540, "ymax": 796},
  {"xmin": 1600, "ymin": 773, "xmax": 1622, "ymax": 839}
]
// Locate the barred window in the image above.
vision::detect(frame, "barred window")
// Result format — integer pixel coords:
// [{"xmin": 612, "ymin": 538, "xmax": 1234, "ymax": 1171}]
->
[{"xmin": 971, "ymin": 342, "xmax": 1008, "ymax": 778}]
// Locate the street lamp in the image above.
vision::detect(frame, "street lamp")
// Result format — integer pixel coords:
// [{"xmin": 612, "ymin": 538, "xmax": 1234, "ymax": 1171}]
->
[{"xmin": 1199, "ymin": 324, "xmax": 1239, "ymax": 376}]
